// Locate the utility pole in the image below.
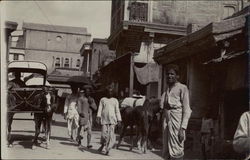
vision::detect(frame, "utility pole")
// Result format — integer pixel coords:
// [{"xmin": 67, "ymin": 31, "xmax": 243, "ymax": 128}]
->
[
  {"xmin": 246, "ymin": 15, "xmax": 250, "ymax": 109},
  {"xmin": 129, "ymin": 53, "xmax": 134, "ymax": 97}
]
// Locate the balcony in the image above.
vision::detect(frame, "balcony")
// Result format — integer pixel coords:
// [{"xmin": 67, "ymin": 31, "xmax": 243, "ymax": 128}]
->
[{"xmin": 108, "ymin": 0, "xmax": 187, "ymax": 52}]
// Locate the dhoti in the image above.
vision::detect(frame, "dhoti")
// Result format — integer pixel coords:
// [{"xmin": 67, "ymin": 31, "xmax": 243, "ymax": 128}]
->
[{"xmin": 162, "ymin": 109, "xmax": 185, "ymax": 159}]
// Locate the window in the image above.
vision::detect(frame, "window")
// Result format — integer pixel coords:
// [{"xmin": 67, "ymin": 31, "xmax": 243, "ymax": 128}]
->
[
  {"xmin": 76, "ymin": 59, "xmax": 80, "ymax": 67},
  {"xmin": 129, "ymin": 2, "xmax": 148, "ymax": 22},
  {"xmin": 13, "ymin": 54, "xmax": 19, "ymax": 60},
  {"xmin": 56, "ymin": 35, "xmax": 62, "ymax": 42},
  {"xmin": 64, "ymin": 58, "xmax": 69, "ymax": 68},
  {"xmin": 223, "ymin": 6, "xmax": 235, "ymax": 19},
  {"xmin": 55, "ymin": 57, "xmax": 60, "ymax": 67},
  {"xmin": 76, "ymin": 37, "xmax": 81, "ymax": 44}
]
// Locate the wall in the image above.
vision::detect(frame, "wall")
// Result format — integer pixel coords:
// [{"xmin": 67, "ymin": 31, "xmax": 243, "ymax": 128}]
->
[
  {"xmin": 152, "ymin": 1, "xmax": 239, "ymax": 26},
  {"xmin": 90, "ymin": 42, "xmax": 115, "ymax": 77},
  {"xmin": 188, "ymin": 57, "xmax": 211, "ymax": 118},
  {"xmin": 25, "ymin": 30, "xmax": 89, "ymax": 53},
  {"xmin": 25, "ymin": 50, "xmax": 83, "ymax": 74},
  {"xmin": 24, "ymin": 28, "xmax": 90, "ymax": 73},
  {"xmin": 134, "ymin": 42, "xmax": 166, "ymax": 63}
]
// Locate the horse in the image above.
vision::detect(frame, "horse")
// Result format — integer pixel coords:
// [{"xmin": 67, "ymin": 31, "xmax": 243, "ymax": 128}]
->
[
  {"xmin": 117, "ymin": 97, "xmax": 161, "ymax": 153},
  {"xmin": 31, "ymin": 89, "xmax": 57, "ymax": 149},
  {"xmin": 143, "ymin": 98, "xmax": 162, "ymax": 150}
]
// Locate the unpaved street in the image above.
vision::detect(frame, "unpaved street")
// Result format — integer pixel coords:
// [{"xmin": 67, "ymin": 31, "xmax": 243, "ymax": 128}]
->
[{"xmin": 4, "ymin": 113, "xmax": 163, "ymax": 159}]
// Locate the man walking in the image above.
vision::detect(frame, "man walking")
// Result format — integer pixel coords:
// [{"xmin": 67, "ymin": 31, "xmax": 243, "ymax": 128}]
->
[
  {"xmin": 77, "ymin": 87, "xmax": 96, "ymax": 148},
  {"xmin": 85, "ymin": 87, "xmax": 97, "ymax": 148},
  {"xmin": 64, "ymin": 85, "xmax": 79, "ymax": 141},
  {"xmin": 96, "ymin": 87, "xmax": 122, "ymax": 155},
  {"xmin": 161, "ymin": 64, "xmax": 192, "ymax": 160}
]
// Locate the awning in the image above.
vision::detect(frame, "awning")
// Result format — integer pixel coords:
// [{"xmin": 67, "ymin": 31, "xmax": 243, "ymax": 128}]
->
[
  {"xmin": 99, "ymin": 52, "xmax": 131, "ymax": 83},
  {"xmin": 134, "ymin": 63, "xmax": 159, "ymax": 85},
  {"xmin": 203, "ymin": 51, "xmax": 246, "ymax": 65}
]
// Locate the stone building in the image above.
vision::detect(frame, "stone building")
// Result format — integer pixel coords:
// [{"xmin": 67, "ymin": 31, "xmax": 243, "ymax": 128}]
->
[
  {"xmin": 104, "ymin": 0, "xmax": 243, "ymax": 98},
  {"xmin": 23, "ymin": 22, "xmax": 91, "ymax": 74},
  {"xmin": 7, "ymin": 22, "xmax": 91, "ymax": 74}
]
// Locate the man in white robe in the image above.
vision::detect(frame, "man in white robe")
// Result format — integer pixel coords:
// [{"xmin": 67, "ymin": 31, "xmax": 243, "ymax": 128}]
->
[
  {"xmin": 96, "ymin": 87, "xmax": 122, "ymax": 155},
  {"xmin": 161, "ymin": 64, "xmax": 192, "ymax": 160}
]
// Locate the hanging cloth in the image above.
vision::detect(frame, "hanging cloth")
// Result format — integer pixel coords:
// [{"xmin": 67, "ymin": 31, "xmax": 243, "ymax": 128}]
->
[{"xmin": 134, "ymin": 63, "xmax": 159, "ymax": 85}]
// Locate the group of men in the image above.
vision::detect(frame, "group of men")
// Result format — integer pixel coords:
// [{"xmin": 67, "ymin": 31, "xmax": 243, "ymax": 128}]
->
[
  {"xmin": 63, "ymin": 85, "xmax": 121, "ymax": 155},
  {"xmin": 7, "ymin": 65, "xmax": 249, "ymax": 159},
  {"xmin": 63, "ymin": 85, "xmax": 96, "ymax": 148},
  {"xmin": 62, "ymin": 64, "xmax": 192, "ymax": 158}
]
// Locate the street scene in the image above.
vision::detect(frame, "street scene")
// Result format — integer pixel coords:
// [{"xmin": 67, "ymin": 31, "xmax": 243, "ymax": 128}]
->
[
  {"xmin": 2, "ymin": 1, "xmax": 250, "ymax": 160},
  {"xmin": 5, "ymin": 113, "xmax": 162, "ymax": 159}
]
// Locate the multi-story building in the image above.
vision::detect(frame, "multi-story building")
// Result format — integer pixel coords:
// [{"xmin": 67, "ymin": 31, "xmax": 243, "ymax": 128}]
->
[
  {"xmin": 7, "ymin": 22, "xmax": 91, "ymax": 74},
  {"xmin": 154, "ymin": 6, "xmax": 249, "ymax": 158},
  {"xmin": 23, "ymin": 22, "xmax": 91, "ymax": 73},
  {"xmin": 80, "ymin": 38, "xmax": 116, "ymax": 79},
  {"xmin": 6, "ymin": 22, "xmax": 91, "ymax": 109},
  {"xmin": 6, "ymin": 21, "xmax": 25, "ymax": 62},
  {"xmin": 105, "ymin": 0, "xmax": 242, "ymax": 98}
]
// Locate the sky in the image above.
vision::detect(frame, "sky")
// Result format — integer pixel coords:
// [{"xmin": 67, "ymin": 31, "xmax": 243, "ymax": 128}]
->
[{"xmin": 2, "ymin": 1, "xmax": 112, "ymax": 39}]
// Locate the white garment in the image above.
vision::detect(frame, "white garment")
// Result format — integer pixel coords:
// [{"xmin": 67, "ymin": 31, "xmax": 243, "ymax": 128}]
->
[
  {"xmin": 233, "ymin": 111, "xmax": 250, "ymax": 158},
  {"xmin": 161, "ymin": 82, "xmax": 192, "ymax": 159},
  {"xmin": 120, "ymin": 97, "xmax": 136, "ymax": 108},
  {"xmin": 64, "ymin": 94, "xmax": 79, "ymax": 128},
  {"xmin": 135, "ymin": 96, "xmax": 146, "ymax": 106},
  {"xmin": 121, "ymin": 97, "xmax": 146, "ymax": 108},
  {"xmin": 97, "ymin": 97, "xmax": 122, "ymax": 125}
]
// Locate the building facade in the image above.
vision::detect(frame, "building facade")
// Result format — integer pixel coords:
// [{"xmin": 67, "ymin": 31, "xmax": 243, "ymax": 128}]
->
[
  {"xmin": 80, "ymin": 38, "xmax": 116, "ymax": 79},
  {"xmin": 7, "ymin": 22, "xmax": 91, "ymax": 74},
  {"xmin": 6, "ymin": 21, "xmax": 25, "ymax": 62},
  {"xmin": 23, "ymin": 22, "xmax": 91, "ymax": 74},
  {"xmin": 154, "ymin": 6, "xmax": 249, "ymax": 158},
  {"xmin": 105, "ymin": 0, "xmax": 242, "ymax": 98}
]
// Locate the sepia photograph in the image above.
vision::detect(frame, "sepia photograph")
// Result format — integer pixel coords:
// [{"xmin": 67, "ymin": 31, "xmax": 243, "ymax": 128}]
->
[{"xmin": 1, "ymin": 0, "xmax": 250, "ymax": 160}]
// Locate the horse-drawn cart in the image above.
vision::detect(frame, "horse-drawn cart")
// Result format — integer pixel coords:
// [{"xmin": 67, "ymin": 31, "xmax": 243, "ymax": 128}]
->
[
  {"xmin": 8, "ymin": 61, "xmax": 49, "ymax": 113},
  {"xmin": 7, "ymin": 61, "xmax": 56, "ymax": 149}
]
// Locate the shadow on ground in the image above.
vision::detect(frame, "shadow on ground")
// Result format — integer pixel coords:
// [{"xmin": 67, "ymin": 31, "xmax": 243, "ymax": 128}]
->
[
  {"xmin": 60, "ymin": 141, "xmax": 79, "ymax": 147},
  {"xmin": 78, "ymin": 146, "xmax": 103, "ymax": 155},
  {"xmin": 116, "ymin": 147, "xmax": 141, "ymax": 154},
  {"xmin": 151, "ymin": 150, "xmax": 162, "ymax": 157},
  {"xmin": 52, "ymin": 120, "xmax": 67, "ymax": 127},
  {"xmin": 50, "ymin": 135, "xmax": 69, "ymax": 141}
]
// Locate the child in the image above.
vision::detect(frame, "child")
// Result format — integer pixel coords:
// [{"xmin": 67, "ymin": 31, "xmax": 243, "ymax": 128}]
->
[{"xmin": 200, "ymin": 111, "xmax": 214, "ymax": 160}]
